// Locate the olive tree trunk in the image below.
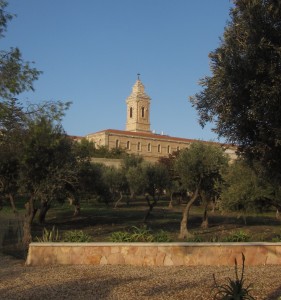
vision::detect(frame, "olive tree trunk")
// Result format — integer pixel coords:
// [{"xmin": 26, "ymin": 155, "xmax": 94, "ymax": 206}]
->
[
  {"xmin": 22, "ymin": 199, "xmax": 36, "ymax": 249},
  {"xmin": 114, "ymin": 191, "xmax": 123, "ymax": 209},
  {"xmin": 143, "ymin": 193, "xmax": 158, "ymax": 222},
  {"xmin": 8, "ymin": 193, "xmax": 18, "ymax": 215},
  {"xmin": 178, "ymin": 187, "xmax": 200, "ymax": 239},
  {"xmin": 38, "ymin": 201, "xmax": 51, "ymax": 224}
]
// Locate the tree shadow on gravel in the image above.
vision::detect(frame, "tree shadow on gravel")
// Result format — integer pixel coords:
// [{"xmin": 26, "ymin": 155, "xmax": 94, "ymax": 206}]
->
[
  {"xmin": 266, "ymin": 285, "xmax": 281, "ymax": 300},
  {"xmin": 0, "ymin": 255, "xmax": 26, "ymax": 280},
  {"xmin": 142, "ymin": 278, "xmax": 212, "ymax": 298},
  {"xmin": 0, "ymin": 274, "xmax": 147, "ymax": 300}
]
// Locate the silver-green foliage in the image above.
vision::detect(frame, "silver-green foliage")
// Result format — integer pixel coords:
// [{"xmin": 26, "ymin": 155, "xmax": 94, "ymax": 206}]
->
[
  {"xmin": 62, "ymin": 230, "xmax": 93, "ymax": 242},
  {"xmin": 110, "ymin": 226, "xmax": 171, "ymax": 242},
  {"xmin": 36, "ymin": 226, "xmax": 60, "ymax": 242},
  {"xmin": 223, "ymin": 230, "xmax": 250, "ymax": 243}
]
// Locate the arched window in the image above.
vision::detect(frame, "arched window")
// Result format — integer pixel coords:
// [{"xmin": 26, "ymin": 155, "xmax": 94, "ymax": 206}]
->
[
  {"xmin": 116, "ymin": 140, "xmax": 120, "ymax": 148},
  {"xmin": 176, "ymin": 146, "xmax": 180, "ymax": 151},
  {"xmin": 141, "ymin": 107, "xmax": 145, "ymax": 118},
  {"xmin": 130, "ymin": 107, "xmax": 133, "ymax": 118},
  {"xmin": 126, "ymin": 141, "xmax": 130, "ymax": 150},
  {"xmin": 167, "ymin": 145, "xmax": 170, "ymax": 154},
  {"xmin": 158, "ymin": 144, "xmax": 161, "ymax": 153},
  {"xmin": 148, "ymin": 143, "xmax": 151, "ymax": 152},
  {"xmin": 137, "ymin": 142, "xmax": 141, "ymax": 151}
]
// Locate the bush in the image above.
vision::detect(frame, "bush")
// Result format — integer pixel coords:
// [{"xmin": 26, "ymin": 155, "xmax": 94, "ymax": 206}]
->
[
  {"xmin": 186, "ymin": 236, "xmax": 203, "ymax": 242},
  {"xmin": 62, "ymin": 230, "xmax": 93, "ymax": 242},
  {"xmin": 153, "ymin": 230, "xmax": 171, "ymax": 242},
  {"xmin": 109, "ymin": 226, "xmax": 171, "ymax": 242},
  {"xmin": 271, "ymin": 235, "xmax": 281, "ymax": 242},
  {"xmin": 36, "ymin": 226, "xmax": 60, "ymax": 242},
  {"xmin": 109, "ymin": 231, "xmax": 132, "ymax": 242},
  {"xmin": 223, "ymin": 230, "xmax": 250, "ymax": 242},
  {"xmin": 213, "ymin": 253, "xmax": 254, "ymax": 300}
]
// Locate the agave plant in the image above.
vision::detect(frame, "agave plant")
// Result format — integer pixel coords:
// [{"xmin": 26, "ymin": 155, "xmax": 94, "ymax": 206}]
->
[
  {"xmin": 213, "ymin": 253, "xmax": 255, "ymax": 300},
  {"xmin": 36, "ymin": 226, "xmax": 60, "ymax": 242}
]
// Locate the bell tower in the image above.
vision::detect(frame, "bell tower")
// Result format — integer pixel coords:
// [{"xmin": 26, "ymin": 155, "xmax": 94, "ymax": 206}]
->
[{"xmin": 126, "ymin": 75, "xmax": 151, "ymax": 132}]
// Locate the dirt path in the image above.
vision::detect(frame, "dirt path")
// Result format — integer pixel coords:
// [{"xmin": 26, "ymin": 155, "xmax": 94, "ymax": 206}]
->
[{"xmin": 0, "ymin": 253, "xmax": 281, "ymax": 299}]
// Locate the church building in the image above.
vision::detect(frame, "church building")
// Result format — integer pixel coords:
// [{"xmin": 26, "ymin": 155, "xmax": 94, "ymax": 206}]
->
[{"xmin": 86, "ymin": 77, "xmax": 236, "ymax": 162}]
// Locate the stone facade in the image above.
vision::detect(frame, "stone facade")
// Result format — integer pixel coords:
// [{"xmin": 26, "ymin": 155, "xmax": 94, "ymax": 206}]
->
[
  {"xmin": 86, "ymin": 78, "xmax": 237, "ymax": 162},
  {"xmin": 126, "ymin": 79, "xmax": 151, "ymax": 132},
  {"xmin": 26, "ymin": 242, "xmax": 281, "ymax": 266}
]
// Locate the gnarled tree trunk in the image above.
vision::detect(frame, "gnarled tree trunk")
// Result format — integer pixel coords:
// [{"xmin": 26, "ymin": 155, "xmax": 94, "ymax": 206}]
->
[
  {"xmin": 200, "ymin": 193, "xmax": 209, "ymax": 229},
  {"xmin": 126, "ymin": 190, "xmax": 134, "ymax": 206},
  {"xmin": 38, "ymin": 201, "xmax": 51, "ymax": 224},
  {"xmin": 143, "ymin": 193, "xmax": 158, "ymax": 222},
  {"xmin": 178, "ymin": 187, "xmax": 200, "ymax": 239},
  {"xmin": 168, "ymin": 191, "xmax": 174, "ymax": 209},
  {"xmin": 201, "ymin": 202, "xmax": 209, "ymax": 229},
  {"xmin": 22, "ymin": 199, "xmax": 35, "ymax": 249},
  {"xmin": 68, "ymin": 197, "xmax": 80, "ymax": 216},
  {"xmin": 8, "ymin": 193, "xmax": 18, "ymax": 215},
  {"xmin": 114, "ymin": 191, "xmax": 123, "ymax": 209}
]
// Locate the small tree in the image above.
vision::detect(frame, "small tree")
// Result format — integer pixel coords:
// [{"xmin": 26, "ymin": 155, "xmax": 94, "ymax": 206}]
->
[
  {"xmin": 20, "ymin": 108, "xmax": 75, "ymax": 246},
  {"xmin": 219, "ymin": 160, "xmax": 281, "ymax": 220},
  {"xmin": 175, "ymin": 142, "xmax": 228, "ymax": 239},
  {"xmin": 123, "ymin": 154, "xmax": 144, "ymax": 204},
  {"xmin": 143, "ymin": 163, "xmax": 170, "ymax": 221},
  {"xmin": 102, "ymin": 166, "xmax": 128, "ymax": 208},
  {"xmin": 158, "ymin": 150, "xmax": 182, "ymax": 208},
  {"xmin": 125, "ymin": 165, "xmax": 147, "ymax": 204}
]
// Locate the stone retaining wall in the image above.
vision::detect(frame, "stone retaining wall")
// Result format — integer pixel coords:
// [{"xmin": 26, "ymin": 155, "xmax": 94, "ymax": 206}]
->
[{"xmin": 26, "ymin": 242, "xmax": 281, "ymax": 266}]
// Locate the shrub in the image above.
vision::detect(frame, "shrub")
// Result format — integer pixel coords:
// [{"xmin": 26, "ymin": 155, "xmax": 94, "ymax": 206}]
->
[
  {"xmin": 36, "ymin": 226, "xmax": 60, "ymax": 242},
  {"xmin": 209, "ymin": 235, "xmax": 221, "ymax": 243},
  {"xmin": 153, "ymin": 230, "xmax": 171, "ymax": 242},
  {"xmin": 62, "ymin": 230, "xmax": 93, "ymax": 242},
  {"xmin": 223, "ymin": 230, "xmax": 250, "ymax": 242},
  {"xmin": 109, "ymin": 231, "xmax": 132, "ymax": 242},
  {"xmin": 109, "ymin": 226, "xmax": 171, "ymax": 242},
  {"xmin": 186, "ymin": 236, "xmax": 203, "ymax": 242},
  {"xmin": 213, "ymin": 253, "xmax": 254, "ymax": 300},
  {"xmin": 271, "ymin": 235, "xmax": 281, "ymax": 242}
]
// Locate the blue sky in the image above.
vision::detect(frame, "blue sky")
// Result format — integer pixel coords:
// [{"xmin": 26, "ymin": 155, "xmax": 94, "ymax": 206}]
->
[{"xmin": 2, "ymin": 0, "xmax": 232, "ymax": 141}]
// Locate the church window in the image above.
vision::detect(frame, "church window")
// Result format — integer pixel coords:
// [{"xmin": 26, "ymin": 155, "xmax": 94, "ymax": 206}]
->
[
  {"xmin": 167, "ymin": 145, "xmax": 170, "ymax": 154},
  {"xmin": 148, "ymin": 143, "xmax": 151, "ymax": 152},
  {"xmin": 141, "ymin": 107, "xmax": 145, "ymax": 118},
  {"xmin": 116, "ymin": 139, "xmax": 120, "ymax": 148},
  {"xmin": 158, "ymin": 144, "xmax": 161, "ymax": 153},
  {"xmin": 130, "ymin": 107, "xmax": 133, "ymax": 118},
  {"xmin": 137, "ymin": 142, "xmax": 141, "ymax": 151},
  {"xmin": 126, "ymin": 141, "xmax": 130, "ymax": 150}
]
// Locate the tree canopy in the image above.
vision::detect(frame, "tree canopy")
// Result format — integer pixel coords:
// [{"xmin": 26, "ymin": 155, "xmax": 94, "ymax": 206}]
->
[
  {"xmin": 175, "ymin": 142, "xmax": 228, "ymax": 238},
  {"xmin": 190, "ymin": 0, "xmax": 281, "ymax": 180}
]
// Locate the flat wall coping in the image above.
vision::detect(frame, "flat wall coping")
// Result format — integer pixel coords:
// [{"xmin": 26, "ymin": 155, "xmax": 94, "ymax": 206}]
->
[{"xmin": 29, "ymin": 242, "xmax": 281, "ymax": 247}]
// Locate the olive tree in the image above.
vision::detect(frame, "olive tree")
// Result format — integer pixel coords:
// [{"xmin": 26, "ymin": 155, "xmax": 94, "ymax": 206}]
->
[
  {"xmin": 175, "ymin": 142, "xmax": 228, "ymax": 239},
  {"xmin": 190, "ymin": 0, "xmax": 281, "ymax": 183}
]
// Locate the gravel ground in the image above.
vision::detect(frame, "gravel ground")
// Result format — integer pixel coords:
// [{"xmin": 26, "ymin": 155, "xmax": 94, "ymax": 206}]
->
[{"xmin": 0, "ymin": 254, "xmax": 281, "ymax": 300}]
